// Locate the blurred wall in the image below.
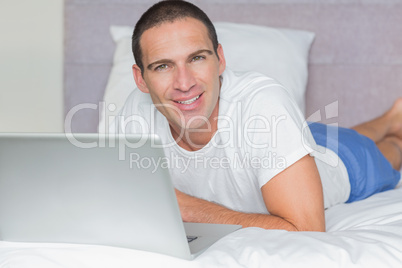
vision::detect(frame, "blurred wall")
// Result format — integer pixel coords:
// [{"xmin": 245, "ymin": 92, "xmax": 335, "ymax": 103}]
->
[{"xmin": 0, "ymin": 0, "xmax": 63, "ymax": 132}]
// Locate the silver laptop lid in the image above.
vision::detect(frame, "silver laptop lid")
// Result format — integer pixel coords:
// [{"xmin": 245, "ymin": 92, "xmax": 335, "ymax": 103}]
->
[{"xmin": 0, "ymin": 133, "xmax": 191, "ymax": 259}]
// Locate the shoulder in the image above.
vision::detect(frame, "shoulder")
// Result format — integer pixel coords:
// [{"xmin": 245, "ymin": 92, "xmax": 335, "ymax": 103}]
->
[
  {"xmin": 109, "ymin": 89, "xmax": 155, "ymax": 134},
  {"xmin": 220, "ymin": 68, "xmax": 297, "ymax": 108},
  {"xmin": 220, "ymin": 69, "xmax": 302, "ymax": 120},
  {"xmin": 117, "ymin": 89, "xmax": 154, "ymax": 116}
]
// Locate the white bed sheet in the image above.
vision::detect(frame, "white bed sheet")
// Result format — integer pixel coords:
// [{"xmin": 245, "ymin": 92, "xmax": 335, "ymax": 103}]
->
[{"xmin": 1, "ymin": 185, "xmax": 402, "ymax": 268}]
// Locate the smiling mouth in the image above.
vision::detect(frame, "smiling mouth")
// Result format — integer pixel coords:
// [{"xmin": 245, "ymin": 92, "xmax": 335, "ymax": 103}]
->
[{"xmin": 175, "ymin": 94, "xmax": 201, "ymax": 105}]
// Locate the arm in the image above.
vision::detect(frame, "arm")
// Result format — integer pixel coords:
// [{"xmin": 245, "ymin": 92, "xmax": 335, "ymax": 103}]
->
[{"xmin": 175, "ymin": 155, "xmax": 325, "ymax": 232}]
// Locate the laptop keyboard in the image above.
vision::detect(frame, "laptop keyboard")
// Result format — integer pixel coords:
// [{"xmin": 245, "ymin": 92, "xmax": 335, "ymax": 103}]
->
[{"xmin": 187, "ymin": 235, "xmax": 198, "ymax": 243}]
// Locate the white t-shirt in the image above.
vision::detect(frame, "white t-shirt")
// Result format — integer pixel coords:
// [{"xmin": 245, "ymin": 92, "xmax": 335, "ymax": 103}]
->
[{"xmin": 111, "ymin": 68, "xmax": 350, "ymax": 212}]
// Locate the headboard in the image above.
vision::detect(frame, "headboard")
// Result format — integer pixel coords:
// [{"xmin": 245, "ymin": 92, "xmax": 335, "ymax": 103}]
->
[{"xmin": 64, "ymin": 0, "xmax": 402, "ymax": 133}]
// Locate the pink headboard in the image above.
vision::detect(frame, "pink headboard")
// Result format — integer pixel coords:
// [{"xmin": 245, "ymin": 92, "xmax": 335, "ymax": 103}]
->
[{"xmin": 65, "ymin": 0, "xmax": 402, "ymax": 132}]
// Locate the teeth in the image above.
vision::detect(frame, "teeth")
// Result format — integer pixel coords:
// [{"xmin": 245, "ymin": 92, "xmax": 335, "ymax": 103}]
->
[{"xmin": 177, "ymin": 95, "xmax": 200, "ymax": 105}]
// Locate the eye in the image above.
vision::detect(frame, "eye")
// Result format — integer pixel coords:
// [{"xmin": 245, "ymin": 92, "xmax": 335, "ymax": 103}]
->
[
  {"xmin": 155, "ymin": 64, "xmax": 168, "ymax": 71},
  {"xmin": 192, "ymin": 55, "xmax": 205, "ymax": 62}
]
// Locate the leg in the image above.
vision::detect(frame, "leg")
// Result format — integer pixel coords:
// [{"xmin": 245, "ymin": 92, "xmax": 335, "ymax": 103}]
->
[
  {"xmin": 352, "ymin": 98, "xmax": 402, "ymax": 170},
  {"xmin": 352, "ymin": 98, "xmax": 402, "ymax": 143},
  {"xmin": 376, "ymin": 137, "xmax": 402, "ymax": 170}
]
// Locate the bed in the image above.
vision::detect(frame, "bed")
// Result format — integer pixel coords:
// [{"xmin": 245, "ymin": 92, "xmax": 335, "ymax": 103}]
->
[
  {"xmin": 2, "ymin": 0, "xmax": 402, "ymax": 267},
  {"xmin": 1, "ymin": 185, "xmax": 402, "ymax": 267}
]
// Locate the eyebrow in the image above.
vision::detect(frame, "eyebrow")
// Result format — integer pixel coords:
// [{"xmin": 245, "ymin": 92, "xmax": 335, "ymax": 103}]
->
[{"xmin": 146, "ymin": 49, "xmax": 214, "ymax": 71}]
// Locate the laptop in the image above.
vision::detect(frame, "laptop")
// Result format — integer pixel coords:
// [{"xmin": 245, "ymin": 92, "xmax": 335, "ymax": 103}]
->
[{"xmin": 0, "ymin": 133, "xmax": 241, "ymax": 260}]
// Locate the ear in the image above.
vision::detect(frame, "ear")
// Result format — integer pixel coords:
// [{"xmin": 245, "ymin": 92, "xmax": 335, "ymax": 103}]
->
[
  {"xmin": 216, "ymin": 44, "xmax": 226, "ymax": 76},
  {"xmin": 132, "ymin": 64, "xmax": 149, "ymax": 93}
]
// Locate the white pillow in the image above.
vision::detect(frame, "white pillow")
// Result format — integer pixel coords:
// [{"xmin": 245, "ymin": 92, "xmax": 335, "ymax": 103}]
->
[{"xmin": 99, "ymin": 23, "xmax": 314, "ymax": 132}]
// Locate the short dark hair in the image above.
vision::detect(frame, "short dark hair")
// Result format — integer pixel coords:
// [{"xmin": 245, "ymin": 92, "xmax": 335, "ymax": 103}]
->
[{"xmin": 132, "ymin": 0, "xmax": 219, "ymax": 74}]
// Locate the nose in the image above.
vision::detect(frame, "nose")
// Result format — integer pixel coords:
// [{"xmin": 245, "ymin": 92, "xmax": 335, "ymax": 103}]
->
[{"xmin": 173, "ymin": 64, "xmax": 196, "ymax": 92}]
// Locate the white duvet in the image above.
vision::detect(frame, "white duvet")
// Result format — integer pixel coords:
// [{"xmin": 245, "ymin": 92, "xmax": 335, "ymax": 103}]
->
[{"xmin": 1, "ymin": 184, "xmax": 402, "ymax": 268}]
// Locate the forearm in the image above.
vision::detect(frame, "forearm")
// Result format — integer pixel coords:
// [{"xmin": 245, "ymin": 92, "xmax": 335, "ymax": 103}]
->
[
  {"xmin": 176, "ymin": 190, "xmax": 300, "ymax": 231},
  {"xmin": 193, "ymin": 203, "xmax": 299, "ymax": 231}
]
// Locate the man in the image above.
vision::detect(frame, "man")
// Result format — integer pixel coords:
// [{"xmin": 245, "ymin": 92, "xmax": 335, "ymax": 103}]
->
[{"xmin": 111, "ymin": 0, "xmax": 402, "ymax": 232}]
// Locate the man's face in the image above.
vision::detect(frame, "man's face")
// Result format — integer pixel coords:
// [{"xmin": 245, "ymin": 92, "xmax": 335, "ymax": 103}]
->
[{"xmin": 132, "ymin": 17, "xmax": 226, "ymax": 136}]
